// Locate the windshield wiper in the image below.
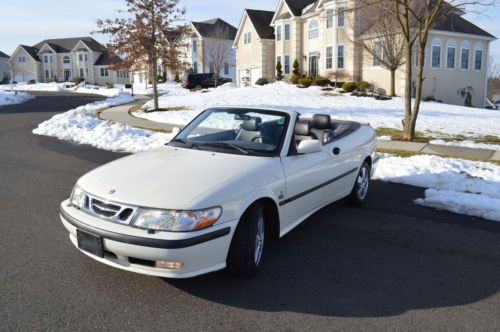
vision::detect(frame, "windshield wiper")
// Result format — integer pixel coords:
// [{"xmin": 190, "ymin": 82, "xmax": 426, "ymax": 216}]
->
[
  {"xmin": 168, "ymin": 138, "xmax": 200, "ymax": 149},
  {"xmin": 201, "ymin": 142, "xmax": 252, "ymax": 155}
]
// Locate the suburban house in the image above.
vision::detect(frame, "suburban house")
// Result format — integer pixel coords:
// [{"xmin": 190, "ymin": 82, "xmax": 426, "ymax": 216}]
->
[
  {"xmin": 0, "ymin": 51, "xmax": 10, "ymax": 84},
  {"xmin": 233, "ymin": 10, "xmax": 276, "ymax": 86},
  {"xmin": 9, "ymin": 37, "xmax": 130, "ymax": 86},
  {"xmin": 234, "ymin": 0, "xmax": 495, "ymax": 107},
  {"xmin": 178, "ymin": 18, "xmax": 238, "ymax": 81}
]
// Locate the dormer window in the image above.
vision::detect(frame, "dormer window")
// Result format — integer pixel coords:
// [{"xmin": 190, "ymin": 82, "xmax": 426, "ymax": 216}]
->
[{"xmin": 244, "ymin": 32, "xmax": 252, "ymax": 45}]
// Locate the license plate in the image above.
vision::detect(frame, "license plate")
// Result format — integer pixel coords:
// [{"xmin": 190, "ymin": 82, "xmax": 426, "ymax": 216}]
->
[{"xmin": 77, "ymin": 229, "xmax": 104, "ymax": 258}]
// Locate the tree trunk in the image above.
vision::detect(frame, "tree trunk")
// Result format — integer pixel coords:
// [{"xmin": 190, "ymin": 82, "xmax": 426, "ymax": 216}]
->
[
  {"xmin": 152, "ymin": 56, "xmax": 159, "ymax": 111},
  {"xmin": 409, "ymin": 44, "xmax": 426, "ymax": 139},
  {"xmin": 390, "ymin": 68, "xmax": 396, "ymax": 97},
  {"xmin": 402, "ymin": 44, "xmax": 413, "ymax": 141}
]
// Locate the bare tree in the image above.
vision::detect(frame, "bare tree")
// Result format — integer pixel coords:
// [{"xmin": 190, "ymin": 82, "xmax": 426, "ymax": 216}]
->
[
  {"xmin": 357, "ymin": 7, "xmax": 405, "ymax": 96},
  {"xmin": 488, "ymin": 56, "xmax": 500, "ymax": 79},
  {"xmin": 359, "ymin": 0, "xmax": 496, "ymax": 140},
  {"xmin": 203, "ymin": 24, "xmax": 234, "ymax": 87},
  {"xmin": 95, "ymin": 0, "xmax": 186, "ymax": 110},
  {"xmin": 326, "ymin": 69, "xmax": 351, "ymax": 87}
]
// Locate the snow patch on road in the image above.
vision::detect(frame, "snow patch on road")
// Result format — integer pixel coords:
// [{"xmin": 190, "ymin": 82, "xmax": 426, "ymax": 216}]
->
[
  {"xmin": 0, "ymin": 91, "xmax": 34, "ymax": 106},
  {"xmin": 32, "ymin": 94, "xmax": 175, "ymax": 153},
  {"xmin": 374, "ymin": 154, "xmax": 500, "ymax": 221}
]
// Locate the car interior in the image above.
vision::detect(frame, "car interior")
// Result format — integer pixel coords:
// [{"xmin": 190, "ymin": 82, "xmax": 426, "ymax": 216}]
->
[{"xmin": 294, "ymin": 114, "xmax": 361, "ymax": 147}]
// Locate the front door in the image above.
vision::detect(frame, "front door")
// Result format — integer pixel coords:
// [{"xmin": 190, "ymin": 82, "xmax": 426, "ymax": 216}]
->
[
  {"xmin": 279, "ymin": 138, "xmax": 353, "ymax": 234},
  {"xmin": 309, "ymin": 54, "xmax": 318, "ymax": 77},
  {"xmin": 64, "ymin": 70, "xmax": 71, "ymax": 82}
]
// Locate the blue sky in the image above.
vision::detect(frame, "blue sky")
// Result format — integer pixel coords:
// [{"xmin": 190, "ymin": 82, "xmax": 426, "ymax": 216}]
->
[{"xmin": 0, "ymin": 0, "xmax": 498, "ymax": 61}]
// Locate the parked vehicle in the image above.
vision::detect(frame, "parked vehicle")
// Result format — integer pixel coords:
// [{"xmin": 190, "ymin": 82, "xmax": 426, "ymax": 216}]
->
[
  {"xmin": 183, "ymin": 73, "xmax": 232, "ymax": 90},
  {"xmin": 60, "ymin": 107, "xmax": 378, "ymax": 278}
]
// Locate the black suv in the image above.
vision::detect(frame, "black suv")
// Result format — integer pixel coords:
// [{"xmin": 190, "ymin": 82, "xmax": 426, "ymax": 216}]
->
[{"xmin": 183, "ymin": 73, "xmax": 232, "ymax": 90}]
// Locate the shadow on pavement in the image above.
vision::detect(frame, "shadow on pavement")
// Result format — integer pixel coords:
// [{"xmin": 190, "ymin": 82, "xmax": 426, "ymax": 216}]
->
[{"xmin": 166, "ymin": 183, "xmax": 500, "ymax": 318}]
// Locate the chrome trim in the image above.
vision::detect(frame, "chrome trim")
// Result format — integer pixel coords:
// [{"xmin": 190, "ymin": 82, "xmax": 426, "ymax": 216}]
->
[{"xmin": 80, "ymin": 192, "xmax": 138, "ymax": 225}]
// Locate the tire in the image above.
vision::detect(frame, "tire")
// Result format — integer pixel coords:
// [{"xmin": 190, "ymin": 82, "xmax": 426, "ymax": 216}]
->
[
  {"xmin": 195, "ymin": 84, "xmax": 202, "ymax": 91},
  {"xmin": 348, "ymin": 162, "xmax": 371, "ymax": 206},
  {"xmin": 227, "ymin": 203, "xmax": 265, "ymax": 276}
]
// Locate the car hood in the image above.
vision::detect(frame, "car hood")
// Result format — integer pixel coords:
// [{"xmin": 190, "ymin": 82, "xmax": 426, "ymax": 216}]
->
[{"xmin": 77, "ymin": 146, "xmax": 271, "ymax": 209}]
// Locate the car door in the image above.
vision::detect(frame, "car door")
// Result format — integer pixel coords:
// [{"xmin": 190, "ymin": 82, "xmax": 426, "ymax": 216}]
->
[{"xmin": 279, "ymin": 140, "xmax": 355, "ymax": 232}]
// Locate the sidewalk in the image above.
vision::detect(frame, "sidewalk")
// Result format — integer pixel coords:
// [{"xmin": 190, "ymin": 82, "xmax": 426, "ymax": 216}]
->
[{"xmin": 100, "ymin": 101, "xmax": 500, "ymax": 162}]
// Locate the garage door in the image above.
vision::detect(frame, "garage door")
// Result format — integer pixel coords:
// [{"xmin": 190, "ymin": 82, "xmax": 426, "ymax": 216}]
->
[
  {"xmin": 250, "ymin": 68, "xmax": 261, "ymax": 86},
  {"xmin": 15, "ymin": 74, "xmax": 35, "ymax": 83}
]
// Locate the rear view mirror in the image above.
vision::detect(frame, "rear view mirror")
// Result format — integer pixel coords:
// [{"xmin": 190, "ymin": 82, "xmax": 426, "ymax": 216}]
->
[{"xmin": 297, "ymin": 140, "xmax": 322, "ymax": 154}]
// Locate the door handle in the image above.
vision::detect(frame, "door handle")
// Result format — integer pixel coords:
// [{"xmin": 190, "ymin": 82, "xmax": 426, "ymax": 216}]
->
[{"xmin": 333, "ymin": 147, "xmax": 341, "ymax": 155}]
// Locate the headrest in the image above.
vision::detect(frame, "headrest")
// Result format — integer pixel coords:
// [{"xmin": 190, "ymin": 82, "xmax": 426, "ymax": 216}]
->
[
  {"xmin": 294, "ymin": 121, "xmax": 311, "ymax": 136},
  {"xmin": 312, "ymin": 114, "xmax": 332, "ymax": 130},
  {"xmin": 241, "ymin": 117, "xmax": 262, "ymax": 131}
]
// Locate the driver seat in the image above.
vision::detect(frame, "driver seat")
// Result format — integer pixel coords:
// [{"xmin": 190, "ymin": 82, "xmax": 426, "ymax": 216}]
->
[{"xmin": 236, "ymin": 117, "xmax": 262, "ymax": 143}]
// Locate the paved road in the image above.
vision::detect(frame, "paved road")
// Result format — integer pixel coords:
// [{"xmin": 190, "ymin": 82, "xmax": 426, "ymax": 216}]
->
[{"xmin": 1, "ymin": 92, "xmax": 499, "ymax": 331}]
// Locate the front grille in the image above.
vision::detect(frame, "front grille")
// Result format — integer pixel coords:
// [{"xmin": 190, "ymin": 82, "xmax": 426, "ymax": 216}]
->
[{"xmin": 81, "ymin": 193, "xmax": 137, "ymax": 225}]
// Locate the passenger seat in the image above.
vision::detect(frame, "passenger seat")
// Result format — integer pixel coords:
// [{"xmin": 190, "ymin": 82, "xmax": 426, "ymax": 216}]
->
[{"xmin": 236, "ymin": 117, "xmax": 262, "ymax": 143}]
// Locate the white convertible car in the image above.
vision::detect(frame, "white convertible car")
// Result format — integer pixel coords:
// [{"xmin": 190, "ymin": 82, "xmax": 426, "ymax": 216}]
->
[{"xmin": 60, "ymin": 107, "xmax": 378, "ymax": 278}]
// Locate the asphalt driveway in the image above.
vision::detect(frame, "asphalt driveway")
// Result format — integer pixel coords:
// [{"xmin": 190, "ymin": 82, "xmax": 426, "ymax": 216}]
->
[{"xmin": 1, "ymin": 92, "xmax": 499, "ymax": 331}]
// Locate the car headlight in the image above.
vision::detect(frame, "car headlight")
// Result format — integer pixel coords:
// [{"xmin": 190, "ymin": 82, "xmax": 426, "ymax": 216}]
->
[
  {"xmin": 132, "ymin": 207, "xmax": 222, "ymax": 232},
  {"xmin": 70, "ymin": 185, "xmax": 85, "ymax": 208}
]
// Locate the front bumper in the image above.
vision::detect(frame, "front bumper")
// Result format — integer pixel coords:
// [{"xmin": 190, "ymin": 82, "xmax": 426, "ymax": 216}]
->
[{"xmin": 60, "ymin": 200, "xmax": 237, "ymax": 278}]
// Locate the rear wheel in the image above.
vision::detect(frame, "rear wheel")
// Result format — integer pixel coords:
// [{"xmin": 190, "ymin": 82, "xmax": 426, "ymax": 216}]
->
[
  {"xmin": 227, "ymin": 203, "xmax": 265, "ymax": 276},
  {"xmin": 348, "ymin": 162, "xmax": 371, "ymax": 206},
  {"xmin": 195, "ymin": 84, "xmax": 202, "ymax": 91}
]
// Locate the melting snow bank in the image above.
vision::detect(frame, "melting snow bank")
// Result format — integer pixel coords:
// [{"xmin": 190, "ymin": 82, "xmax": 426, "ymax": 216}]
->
[
  {"xmin": 0, "ymin": 91, "xmax": 34, "ymax": 106},
  {"xmin": 429, "ymin": 139, "xmax": 500, "ymax": 151},
  {"xmin": 32, "ymin": 94, "xmax": 175, "ymax": 153},
  {"xmin": 374, "ymin": 154, "xmax": 500, "ymax": 222}
]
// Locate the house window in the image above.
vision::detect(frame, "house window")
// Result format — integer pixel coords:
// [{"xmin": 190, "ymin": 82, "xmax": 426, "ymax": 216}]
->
[
  {"xmin": 244, "ymin": 32, "xmax": 252, "ymax": 45},
  {"xmin": 326, "ymin": 46, "xmax": 333, "ymax": 69},
  {"xmin": 79, "ymin": 53, "xmax": 88, "ymax": 62},
  {"xmin": 43, "ymin": 55, "xmax": 49, "ymax": 64},
  {"xmin": 100, "ymin": 68, "xmax": 109, "ymax": 77},
  {"xmin": 373, "ymin": 42, "xmax": 383, "ymax": 66},
  {"xmin": 284, "ymin": 55, "xmax": 290, "ymax": 74},
  {"xmin": 50, "ymin": 55, "xmax": 53, "ymax": 64},
  {"xmin": 18, "ymin": 55, "xmax": 27, "ymax": 63},
  {"xmin": 79, "ymin": 54, "xmax": 83, "ymax": 61},
  {"xmin": 431, "ymin": 39, "xmax": 441, "ymax": 68},
  {"xmin": 80, "ymin": 68, "xmax": 84, "ymax": 77},
  {"xmin": 224, "ymin": 62, "xmax": 229, "ymax": 75},
  {"xmin": 327, "ymin": 9, "xmax": 334, "ymax": 28},
  {"xmin": 276, "ymin": 25, "xmax": 282, "ymax": 41},
  {"xmin": 338, "ymin": 8, "xmax": 345, "ymax": 27},
  {"xmin": 460, "ymin": 41, "xmax": 470, "ymax": 70},
  {"xmin": 193, "ymin": 61, "xmax": 198, "ymax": 74},
  {"xmin": 309, "ymin": 20, "xmax": 319, "ymax": 40},
  {"xmin": 446, "ymin": 40, "xmax": 456, "ymax": 69},
  {"xmin": 63, "ymin": 56, "xmax": 71, "ymax": 64},
  {"xmin": 337, "ymin": 45, "xmax": 344, "ymax": 69},
  {"xmin": 45, "ymin": 70, "xmax": 50, "ymax": 79},
  {"xmin": 285, "ymin": 24, "xmax": 290, "ymax": 40},
  {"xmin": 474, "ymin": 43, "xmax": 483, "ymax": 70},
  {"xmin": 192, "ymin": 40, "xmax": 197, "ymax": 53}
]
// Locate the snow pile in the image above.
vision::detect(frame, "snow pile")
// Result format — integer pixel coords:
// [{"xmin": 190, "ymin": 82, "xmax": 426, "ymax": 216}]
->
[
  {"xmin": 139, "ymin": 82, "xmax": 500, "ymax": 139},
  {"xmin": 429, "ymin": 139, "xmax": 500, "ymax": 151},
  {"xmin": 374, "ymin": 154, "xmax": 500, "ymax": 221},
  {"xmin": 33, "ymin": 94, "xmax": 175, "ymax": 153},
  {"xmin": 114, "ymin": 82, "xmax": 187, "ymax": 96},
  {"xmin": 0, "ymin": 91, "xmax": 34, "ymax": 106},
  {"xmin": 0, "ymin": 83, "xmax": 124, "ymax": 97}
]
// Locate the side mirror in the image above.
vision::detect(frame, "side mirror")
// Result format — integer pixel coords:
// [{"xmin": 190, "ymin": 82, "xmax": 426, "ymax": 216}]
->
[{"xmin": 297, "ymin": 140, "xmax": 322, "ymax": 154}]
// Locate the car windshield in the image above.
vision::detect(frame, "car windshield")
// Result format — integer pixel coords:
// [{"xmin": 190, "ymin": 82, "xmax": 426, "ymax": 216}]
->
[{"xmin": 169, "ymin": 108, "xmax": 289, "ymax": 156}]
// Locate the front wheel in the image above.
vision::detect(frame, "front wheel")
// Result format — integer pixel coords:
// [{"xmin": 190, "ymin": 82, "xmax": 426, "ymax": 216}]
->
[
  {"xmin": 227, "ymin": 203, "xmax": 265, "ymax": 276},
  {"xmin": 347, "ymin": 162, "xmax": 371, "ymax": 206}
]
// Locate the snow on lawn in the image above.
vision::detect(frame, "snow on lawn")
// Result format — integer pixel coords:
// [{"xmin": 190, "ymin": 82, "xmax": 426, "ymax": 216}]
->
[
  {"xmin": 33, "ymin": 94, "xmax": 175, "ymax": 153},
  {"xmin": 138, "ymin": 82, "xmax": 500, "ymax": 139},
  {"xmin": 0, "ymin": 83, "xmax": 123, "ymax": 97},
  {"xmin": 374, "ymin": 154, "xmax": 500, "ymax": 221},
  {"xmin": 429, "ymin": 139, "xmax": 500, "ymax": 151},
  {"xmin": 0, "ymin": 91, "xmax": 34, "ymax": 106}
]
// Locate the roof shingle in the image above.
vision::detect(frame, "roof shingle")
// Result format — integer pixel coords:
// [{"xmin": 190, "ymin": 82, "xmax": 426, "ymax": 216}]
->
[
  {"xmin": 191, "ymin": 18, "xmax": 238, "ymax": 39},
  {"xmin": 246, "ymin": 9, "xmax": 275, "ymax": 40}
]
